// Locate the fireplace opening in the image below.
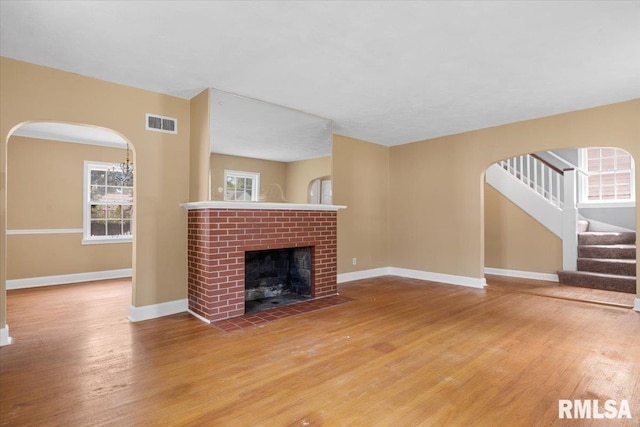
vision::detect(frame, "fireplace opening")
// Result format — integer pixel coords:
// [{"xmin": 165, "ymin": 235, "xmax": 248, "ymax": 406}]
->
[{"xmin": 244, "ymin": 247, "xmax": 312, "ymax": 314}]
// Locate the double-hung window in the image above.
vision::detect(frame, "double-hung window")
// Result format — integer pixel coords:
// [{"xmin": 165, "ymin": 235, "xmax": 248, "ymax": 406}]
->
[
  {"xmin": 83, "ymin": 161, "xmax": 134, "ymax": 244},
  {"xmin": 224, "ymin": 170, "xmax": 260, "ymax": 201},
  {"xmin": 579, "ymin": 147, "xmax": 634, "ymax": 206}
]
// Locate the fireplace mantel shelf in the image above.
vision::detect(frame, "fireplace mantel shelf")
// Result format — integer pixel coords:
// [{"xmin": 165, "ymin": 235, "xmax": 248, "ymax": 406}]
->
[{"xmin": 181, "ymin": 201, "xmax": 347, "ymax": 211}]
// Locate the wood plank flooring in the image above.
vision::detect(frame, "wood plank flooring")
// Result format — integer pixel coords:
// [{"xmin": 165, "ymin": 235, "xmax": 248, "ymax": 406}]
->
[
  {"xmin": 1, "ymin": 276, "xmax": 639, "ymax": 426},
  {"xmin": 486, "ymin": 274, "xmax": 637, "ymax": 308}
]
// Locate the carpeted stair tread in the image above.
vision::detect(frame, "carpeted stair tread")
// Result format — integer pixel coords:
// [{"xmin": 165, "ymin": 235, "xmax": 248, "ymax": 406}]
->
[
  {"xmin": 557, "ymin": 270, "xmax": 636, "ymax": 294},
  {"xmin": 577, "ymin": 258, "xmax": 636, "ymax": 276},
  {"xmin": 578, "ymin": 231, "xmax": 636, "ymax": 246},
  {"xmin": 578, "ymin": 244, "xmax": 636, "ymax": 260},
  {"xmin": 560, "ymin": 230, "xmax": 636, "ymax": 293}
]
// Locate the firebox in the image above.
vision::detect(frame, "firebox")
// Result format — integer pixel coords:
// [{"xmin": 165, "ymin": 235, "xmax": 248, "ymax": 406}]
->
[{"xmin": 244, "ymin": 247, "xmax": 312, "ymax": 314}]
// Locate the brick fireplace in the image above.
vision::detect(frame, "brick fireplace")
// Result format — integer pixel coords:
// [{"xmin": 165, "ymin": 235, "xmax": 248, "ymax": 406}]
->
[{"xmin": 183, "ymin": 202, "xmax": 344, "ymax": 322}]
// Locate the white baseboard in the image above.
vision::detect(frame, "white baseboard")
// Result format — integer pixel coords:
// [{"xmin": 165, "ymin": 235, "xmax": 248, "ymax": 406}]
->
[
  {"xmin": 337, "ymin": 267, "xmax": 390, "ymax": 283},
  {"xmin": 187, "ymin": 309, "xmax": 211, "ymax": 324},
  {"xmin": 0, "ymin": 325, "xmax": 12, "ymax": 346},
  {"xmin": 7, "ymin": 269, "xmax": 132, "ymax": 290},
  {"xmin": 389, "ymin": 267, "xmax": 486, "ymax": 289},
  {"xmin": 634, "ymin": 298, "xmax": 640, "ymax": 312},
  {"xmin": 128, "ymin": 298, "xmax": 188, "ymax": 322},
  {"xmin": 484, "ymin": 267, "xmax": 559, "ymax": 282},
  {"xmin": 337, "ymin": 266, "xmax": 486, "ymax": 289}
]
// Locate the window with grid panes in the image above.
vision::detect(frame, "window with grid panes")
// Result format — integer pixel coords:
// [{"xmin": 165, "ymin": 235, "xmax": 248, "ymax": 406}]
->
[
  {"xmin": 84, "ymin": 161, "xmax": 133, "ymax": 243},
  {"xmin": 581, "ymin": 148, "xmax": 634, "ymax": 202},
  {"xmin": 224, "ymin": 170, "xmax": 260, "ymax": 201}
]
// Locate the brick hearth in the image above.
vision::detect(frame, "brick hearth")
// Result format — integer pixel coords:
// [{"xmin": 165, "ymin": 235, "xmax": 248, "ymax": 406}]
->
[{"xmin": 186, "ymin": 205, "xmax": 340, "ymax": 322}]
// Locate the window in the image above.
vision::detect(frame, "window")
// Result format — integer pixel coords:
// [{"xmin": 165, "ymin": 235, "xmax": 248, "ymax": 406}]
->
[
  {"xmin": 579, "ymin": 147, "xmax": 634, "ymax": 204},
  {"xmin": 83, "ymin": 161, "xmax": 133, "ymax": 244},
  {"xmin": 224, "ymin": 170, "xmax": 260, "ymax": 201},
  {"xmin": 308, "ymin": 176, "xmax": 332, "ymax": 204}
]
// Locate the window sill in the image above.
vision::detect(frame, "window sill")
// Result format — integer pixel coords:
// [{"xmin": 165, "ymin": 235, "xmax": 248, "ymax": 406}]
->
[
  {"xmin": 578, "ymin": 201, "xmax": 635, "ymax": 209},
  {"xmin": 82, "ymin": 237, "xmax": 133, "ymax": 245}
]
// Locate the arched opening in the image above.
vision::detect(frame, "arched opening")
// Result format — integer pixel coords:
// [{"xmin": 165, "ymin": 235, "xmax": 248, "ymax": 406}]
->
[
  {"xmin": 4, "ymin": 121, "xmax": 136, "ymax": 330},
  {"xmin": 483, "ymin": 146, "xmax": 636, "ymax": 303},
  {"xmin": 307, "ymin": 175, "xmax": 332, "ymax": 205}
]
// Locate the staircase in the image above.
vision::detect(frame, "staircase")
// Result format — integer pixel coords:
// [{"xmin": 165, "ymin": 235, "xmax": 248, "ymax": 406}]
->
[
  {"xmin": 486, "ymin": 154, "xmax": 579, "ymax": 270},
  {"xmin": 488, "ymin": 152, "xmax": 637, "ymax": 295},
  {"xmin": 558, "ymin": 231, "xmax": 637, "ymax": 293}
]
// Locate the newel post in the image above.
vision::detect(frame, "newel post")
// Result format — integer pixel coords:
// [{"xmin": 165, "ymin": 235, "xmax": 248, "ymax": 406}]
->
[{"xmin": 562, "ymin": 169, "xmax": 578, "ymax": 271}]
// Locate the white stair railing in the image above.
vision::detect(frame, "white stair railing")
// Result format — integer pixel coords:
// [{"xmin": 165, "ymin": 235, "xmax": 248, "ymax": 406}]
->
[{"xmin": 497, "ymin": 154, "xmax": 565, "ymax": 208}]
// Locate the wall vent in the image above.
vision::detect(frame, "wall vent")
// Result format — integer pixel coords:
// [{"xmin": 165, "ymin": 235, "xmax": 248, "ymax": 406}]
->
[{"xmin": 146, "ymin": 113, "xmax": 177, "ymax": 134}]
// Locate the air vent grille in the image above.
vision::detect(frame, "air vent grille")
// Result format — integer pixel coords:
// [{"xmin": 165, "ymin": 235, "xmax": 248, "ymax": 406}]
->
[{"xmin": 146, "ymin": 113, "xmax": 177, "ymax": 134}]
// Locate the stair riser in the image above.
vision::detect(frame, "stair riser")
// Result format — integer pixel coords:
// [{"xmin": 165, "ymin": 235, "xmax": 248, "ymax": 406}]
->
[
  {"xmin": 578, "ymin": 232, "xmax": 636, "ymax": 246},
  {"xmin": 557, "ymin": 271, "xmax": 636, "ymax": 294},
  {"xmin": 578, "ymin": 246, "xmax": 636, "ymax": 260},
  {"xmin": 577, "ymin": 259, "xmax": 637, "ymax": 276}
]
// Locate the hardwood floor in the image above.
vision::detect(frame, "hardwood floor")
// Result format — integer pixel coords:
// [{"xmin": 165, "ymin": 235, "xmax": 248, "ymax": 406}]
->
[
  {"xmin": 486, "ymin": 274, "xmax": 637, "ymax": 308},
  {"xmin": 1, "ymin": 276, "xmax": 638, "ymax": 426}
]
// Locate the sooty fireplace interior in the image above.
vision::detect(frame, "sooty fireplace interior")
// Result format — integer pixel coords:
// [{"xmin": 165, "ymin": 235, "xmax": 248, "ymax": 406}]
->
[{"xmin": 244, "ymin": 246, "xmax": 312, "ymax": 314}]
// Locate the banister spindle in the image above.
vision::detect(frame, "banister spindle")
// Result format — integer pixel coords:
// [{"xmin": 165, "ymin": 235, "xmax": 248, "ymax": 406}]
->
[
  {"xmin": 540, "ymin": 161, "xmax": 545, "ymax": 199},
  {"xmin": 533, "ymin": 157, "xmax": 538, "ymax": 192},
  {"xmin": 519, "ymin": 156, "xmax": 524, "ymax": 182},
  {"xmin": 548, "ymin": 167, "xmax": 553, "ymax": 202}
]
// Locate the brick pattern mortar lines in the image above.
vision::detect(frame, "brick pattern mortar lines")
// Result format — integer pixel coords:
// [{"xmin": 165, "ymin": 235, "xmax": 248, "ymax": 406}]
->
[{"xmin": 187, "ymin": 209, "xmax": 338, "ymax": 322}]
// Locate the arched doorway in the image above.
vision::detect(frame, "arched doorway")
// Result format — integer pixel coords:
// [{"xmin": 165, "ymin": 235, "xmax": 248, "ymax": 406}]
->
[
  {"xmin": 4, "ymin": 122, "xmax": 136, "ymax": 332},
  {"xmin": 483, "ymin": 147, "xmax": 636, "ymax": 301}
]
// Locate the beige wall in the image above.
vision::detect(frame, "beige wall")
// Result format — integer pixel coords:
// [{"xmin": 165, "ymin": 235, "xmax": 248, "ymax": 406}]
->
[
  {"xmin": 285, "ymin": 156, "xmax": 331, "ymax": 203},
  {"xmin": 210, "ymin": 154, "xmax": 331, "ymax": 203},
  {"xmin": 389, "ymin": 99, "xmax": 639, "ymax": 295},
  {"xmin": 1, "ymin": 57, "xmax": 191, "ymax": 329},
  {"xmin": 484, "ymin": 184, "xmax": 562, "ymax": 274},
  {"xmin": 7, "ymin": 137, "xmax": 132, "ymax": 279},
  {"xmin": 210, "ymin": 153, "xmax": 287, "ymax": 201},
  {"xmin": 189, "ymin": 89, "xmax": 211, "ymax": 201},
  {"xmin": 7, "ymin": 136, "xmax": 131, "ymax": 280},
  {"xmin": 333, "ymin": 135, "xmax": 390, "ymax": 274},
  {"xmin": 8, "ymin": 234, "xmax": 132, "ymax": 279}
]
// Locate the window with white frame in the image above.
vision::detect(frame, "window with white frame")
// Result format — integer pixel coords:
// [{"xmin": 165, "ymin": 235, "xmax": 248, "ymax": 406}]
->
[
  {"xmin": 308, "ymin": 176, "xmax": 332, "ymax": 204},
  {"xmin": 580, "ymin": 147, "xmax": 634, "ymax": 203},
  {"xmin": 224, "ymin": 170, "xmax": 260, "ymax": 201},
  {"xmin": 84, "ymin": 161, "xmax": 133, "ymax": 243}
]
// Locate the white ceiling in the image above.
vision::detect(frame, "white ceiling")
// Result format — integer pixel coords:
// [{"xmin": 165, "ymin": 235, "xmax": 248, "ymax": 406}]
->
[
  {"xmin": 210, "ymin": 88, "xmax": 332, "ymax": 162},
  {"xmin": 1, "ymin": 1, "xmax": 639, "ymax": 147}
]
